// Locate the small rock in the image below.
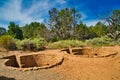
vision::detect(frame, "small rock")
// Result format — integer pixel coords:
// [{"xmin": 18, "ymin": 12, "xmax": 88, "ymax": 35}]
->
[
  {"xmin": 18, "ymin": 68, "xmax": 22, "ymax": 71},
  {"xmin": 22, "ymin": 69, "xmax": 28, "ymax": 72},
  {"xmin": 33, "ymin": 67, "xmax": 39, "ymax": 70},
  {"xmin": 93, "ymin": 55, "xmax": 97, "ymax": 58}
]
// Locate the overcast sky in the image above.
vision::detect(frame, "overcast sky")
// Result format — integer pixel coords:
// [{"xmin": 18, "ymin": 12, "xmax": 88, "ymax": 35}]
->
[{"xmin": 0, "ymin": 0, "xmax": 120, "ymax": 28}]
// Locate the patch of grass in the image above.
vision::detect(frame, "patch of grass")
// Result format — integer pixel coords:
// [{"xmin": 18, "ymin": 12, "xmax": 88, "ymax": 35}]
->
[
  {"xmin": 47, "ymin": 40, "xmax": 86, "ymax": 49},
  {"xmin": 85, "ymin": 36, "xmax": 114, "ymax": 47},
  {"xmin": 47, "ymin": 36, "xmax": 118, "ymax": 49}
]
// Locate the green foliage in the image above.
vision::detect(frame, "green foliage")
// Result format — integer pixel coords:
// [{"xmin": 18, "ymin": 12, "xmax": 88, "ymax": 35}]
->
[
  {"xmin": 0, "ymin": 27, "xmax": 6, "ymax": 36},
  {"xmin": 105, "ymin": 10, "xmax": 120, "ymax": 40},
  {"xmin": 32, "ymin": 38, "xmax": 46, "ymax": 50},
  {"xmin": 116, "ymin": 38, "xmax": 120, "ymax": 46},
  {"xmin": 107, "ymin": 31, "xmax": 120, "ymax": 40},
  {"xmin": 15, "ymin": 39, "xmax": 23, "ymax": 50},
  {"xmin": 75, "ymin": 22, "xmax": 88, "ymax": 39},
  {"xmin": 0, "ymin": 35, "xmax": 16, "ymax": 50},
  {"xmin": 91, "ymin": 22, "xmax": 108, "ymax": 37},
  {"xmin": 16, "ymin": 38, "xmax": 46, "ymax": 51},
  {"xmin": 75, "ymin": 22, "xmax": 97, "ymax": 40},
  {"xmin": 22, "ymin": 22, "xmax": 47, "ymax": 39},
  {"xmin": 1, "ymin": 9, "xmax": 120, "ymax": 50},
  {"xmin": 85, "ymin": 36, "xmax": 113, "ymax": 46},
  {"xmin": 48, "ymin": 40, "xmax": 86, "ymax": 49},
  {"xmin": 7, "ymin": 22, "xmax": 23, "ymax": 40},
  {"xmin": 49, "ymin": 8, "xmax": 81, "ymax": 40},
  {"xmin": 49, "ymin": 35, "xmax": 61, "ymax": 42}
]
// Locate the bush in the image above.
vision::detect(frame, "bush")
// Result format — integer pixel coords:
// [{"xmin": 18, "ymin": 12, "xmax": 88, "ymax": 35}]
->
[
  {"xmin": 32, "ymin": 38, "xmax": 46, "ymax": 50},
  {"xmin": 16, "ymin": 38, "xmax": 46, "ymax": 51},
  {"xmin": 115, "ymin": 38, "xmax": 120, "ymax": 46},
  {"xmin": 47, "ymin": 40, "xmax": 86, "ymax": 49},
  {"xmin": 15, "ymin": 39, "xmax": 23, "ymax": 50},
  {"xmin": 85, "ymin": 36, "xmax": 113, "ymax": 47},
  {"xmin": 0, "ymin": 35, "xmax": 16, "ymax": 50}
]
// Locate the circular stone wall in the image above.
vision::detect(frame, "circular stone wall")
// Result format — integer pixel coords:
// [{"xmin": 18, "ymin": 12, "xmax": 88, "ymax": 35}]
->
[
  {"xmin": 68, "ymin": 47, "xmax": 118, "ymax": 58},
  {"xmin": 4, "ymin": 53, "xmax": 64, "ymax": 71}
]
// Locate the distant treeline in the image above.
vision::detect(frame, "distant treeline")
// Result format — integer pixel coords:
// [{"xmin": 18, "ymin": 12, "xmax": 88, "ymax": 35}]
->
[{"xmin": 0, "ymin": 8, "xmax": 120, "ymax": 41}]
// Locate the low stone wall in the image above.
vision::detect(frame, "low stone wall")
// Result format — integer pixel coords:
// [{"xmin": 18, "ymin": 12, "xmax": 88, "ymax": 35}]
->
[
  {"xmin": 4, "ymin": 53, "xmax": 64, "ymax": 71},
  {"xmin": 68, "ymin": 47, "xmax": 118, "ymax": 58}
]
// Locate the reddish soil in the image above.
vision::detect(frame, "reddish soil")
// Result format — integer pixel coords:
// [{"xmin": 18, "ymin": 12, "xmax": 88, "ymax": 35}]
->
[{"xmin": 0, "ymin": 46, "xmax": 120, "ymax": 80}]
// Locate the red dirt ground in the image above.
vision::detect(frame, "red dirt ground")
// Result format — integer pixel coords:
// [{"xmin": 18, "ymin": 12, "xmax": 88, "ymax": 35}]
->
[{"xmin": 0, "ymin": 46, "xmax": 120, "ymax": 80}]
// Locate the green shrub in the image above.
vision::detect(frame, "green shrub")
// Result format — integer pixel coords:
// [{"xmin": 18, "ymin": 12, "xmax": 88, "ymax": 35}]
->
[
  {"xmin": 50, "ymin": 36, "xmax": 61, "ymax": 42},
  {"xmin": 85, "ymin": 36, "xmax": 113, "ymax": 47},
  {"xmin": 115, "ymin": 38, "xmax": 120, "ymax": 46},
  {"xmin": 16, "ymin": 38, "xmax": 46, "ymax": 51},
  {"xmin": 32, "ymin": 38, "xmax": 46, "ymax": 50},
  {"xmin": 47, "ymin": 40, "xmax": 86, "ymax": 49},
  {"xmin": 15, "ymin": 39, "xmax": 23, "ymax": 50},
  {"xmin": 0, "ymin": 35, "xmax": 16, "ymax": 50}
]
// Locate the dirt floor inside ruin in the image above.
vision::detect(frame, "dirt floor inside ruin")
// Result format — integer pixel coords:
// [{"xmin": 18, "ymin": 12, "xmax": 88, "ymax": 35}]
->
[{"xmin": 0, "ymin": 46, "xmax": 120, "ymax": 80}]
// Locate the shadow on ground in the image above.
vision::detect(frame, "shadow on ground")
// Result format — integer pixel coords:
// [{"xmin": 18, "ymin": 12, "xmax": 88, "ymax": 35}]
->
[{"xmin": 0, "ymin": 76, "xmax": 15, "ymax": 80}]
